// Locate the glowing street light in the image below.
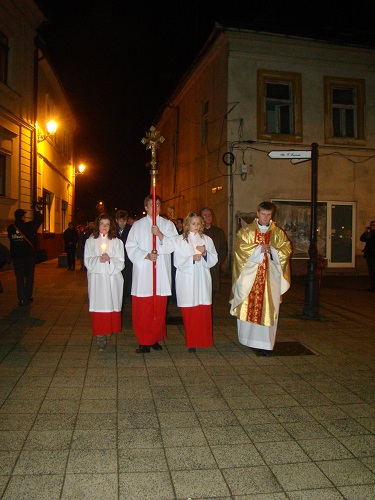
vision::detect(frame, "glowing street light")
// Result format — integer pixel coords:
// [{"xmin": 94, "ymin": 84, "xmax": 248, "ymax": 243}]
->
[
  {"xmin": 73, "ymin": 163, "xmax": 86, "ymax": 177},
  {"xmin": 37, "ymin": 120, "xmax": 58, "ymax": 142}
]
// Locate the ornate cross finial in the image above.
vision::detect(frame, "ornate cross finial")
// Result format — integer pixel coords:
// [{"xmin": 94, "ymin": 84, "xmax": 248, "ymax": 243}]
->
[{"xmin": 141, "ymin": 126, "xmax": 165, "ymax": 169}]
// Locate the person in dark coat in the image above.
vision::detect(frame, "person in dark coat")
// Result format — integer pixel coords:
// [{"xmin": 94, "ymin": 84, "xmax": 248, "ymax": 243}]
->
[
  {"xmin": 63, "ymin": 222, "xmax": 78, "ymax": 270},
  {"xmin": 76, "ymin": 225, "xmax": 86, "ymax": 271},
  {"xmin": 360, "ymin": 220, "xmax": 375, "ymax": 291},
  {"xmin": 0, "ymin": 242, "xmax": 11, "ymax": 294},
  {"xmin": 7, "ymin": 206, "xmax": 43, "ymax": 305},
  {"xmin": 116, "ymin": 210, "xmax": 132, "ymax": 308},
  {"xmin": 200, "ymin": 207, "xmax": 227, "ymax": 295}
]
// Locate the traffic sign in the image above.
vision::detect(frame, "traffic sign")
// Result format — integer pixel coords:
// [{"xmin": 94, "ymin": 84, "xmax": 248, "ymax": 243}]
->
[{"xmin": 268, "ymin": 150, "xmax": 311, "ymax": 159}]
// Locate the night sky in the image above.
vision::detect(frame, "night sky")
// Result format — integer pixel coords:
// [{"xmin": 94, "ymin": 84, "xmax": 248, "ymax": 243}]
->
[{"xmin": 34, "ymin": 0, "xmax": 374, "ymax": 220}]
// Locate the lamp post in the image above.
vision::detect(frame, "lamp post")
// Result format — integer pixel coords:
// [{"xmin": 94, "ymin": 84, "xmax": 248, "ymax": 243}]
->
[
  {"xmin": 71, "ymin": 164, "xmax": 86, "ymax": 224},
  {"xmin": 302, "ymin": 142, "xmax": 321, "ymax": 319},
  {"xmin": 266, "ymin": 144, "xmax": 322, "ymax": 320}
]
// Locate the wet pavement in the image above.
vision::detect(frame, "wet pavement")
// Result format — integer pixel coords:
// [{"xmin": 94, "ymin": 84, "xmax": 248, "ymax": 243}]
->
[{"xmin": 0, "ymin": 260, "xmax": 374, "ymax": 499}]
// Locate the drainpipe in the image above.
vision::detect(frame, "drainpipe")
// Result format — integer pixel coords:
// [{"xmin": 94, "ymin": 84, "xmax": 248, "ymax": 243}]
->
[
  {"xmin": 32, "ymin": 40, "xmax": 39, "ymax": 207},
  {"xmin": 173, "ymin": 106, "xmax": 180, "ymax": 194}
]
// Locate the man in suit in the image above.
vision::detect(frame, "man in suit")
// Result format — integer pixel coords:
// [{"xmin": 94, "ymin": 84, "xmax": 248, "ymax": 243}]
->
[
  {"xmin": 116, "ymin": 210, "xmax": 132, "ymax": 309},
  {"xmin": 63, "ymin": 222, "xmax": 78, "ymax": 270}
]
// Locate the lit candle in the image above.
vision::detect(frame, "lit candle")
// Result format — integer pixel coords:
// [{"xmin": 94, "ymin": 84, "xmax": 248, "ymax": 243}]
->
[{"xmin": 101, "ymin": 243, "xmax": 106, "ymax": 254}]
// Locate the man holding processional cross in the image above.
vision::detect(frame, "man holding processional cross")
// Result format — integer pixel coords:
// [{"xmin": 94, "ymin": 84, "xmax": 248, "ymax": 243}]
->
[{"xmin": 126, "ymin": 128, "xmax": 177, "ymax": 353}]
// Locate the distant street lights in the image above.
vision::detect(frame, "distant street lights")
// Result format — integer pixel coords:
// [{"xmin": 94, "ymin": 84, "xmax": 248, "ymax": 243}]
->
[{"xmin": 96, "ymin": 201, "xmax": 105, "ymax": 215}]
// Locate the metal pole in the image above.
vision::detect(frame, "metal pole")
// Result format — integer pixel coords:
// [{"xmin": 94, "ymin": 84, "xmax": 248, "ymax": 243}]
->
[
  {"xmin": 151, "ymin": 174, "xmax": 157, "ymax": 318},
  {"xmin": 141, "ymin": 127, "xmax": 165, "ymax": 319},
  {"xmin": 303, "ymin": 142, "xmax": 320, "ymax": 319}
]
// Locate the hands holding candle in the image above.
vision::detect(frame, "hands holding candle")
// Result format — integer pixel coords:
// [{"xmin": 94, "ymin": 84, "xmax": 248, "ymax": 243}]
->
[
  {"xmin": 194, "ymin": 244, "xmax": 206, "ymax": 261},
  {"xmin": 100, "ymin": 243, "xmax": 110, "ymax": 263}
]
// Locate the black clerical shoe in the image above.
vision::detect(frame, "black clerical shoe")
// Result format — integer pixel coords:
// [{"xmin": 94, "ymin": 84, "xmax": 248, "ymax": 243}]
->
[
  {"xmin": 151, "ymin": 342, "xmax": 163, "ymax": 351},
  {"xmin": 260, "ymin": 349, "xmax": 271, "ymax": 357},
  {"xmin": 252, "ymin": 348, "xmax": 271, "ymax": 357},
  {"xmin": 188, "ymin": 347, "xmax": 196, "ymax": 353},
  {"xmin": 136, "ymin": 345, "xmax": 151, "ymax": 354}
]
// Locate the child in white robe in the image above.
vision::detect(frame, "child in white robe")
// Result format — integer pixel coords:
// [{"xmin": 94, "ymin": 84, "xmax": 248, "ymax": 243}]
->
[
  {"xmin": 84, "ymin": 215, "xmax": 124, "ymax": 350},
  {"xmin": 173, "ymin": 213, "xmax": 218, "ymax": 352}
]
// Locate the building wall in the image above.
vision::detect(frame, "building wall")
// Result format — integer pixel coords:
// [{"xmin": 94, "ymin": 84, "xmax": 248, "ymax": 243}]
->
[
  {"xmin": 36, "ymin": 57, "xmax": 77, "ymax": 256},
  {"xmin": 227, "ymin": 31, "xmax": 375, "ymax": 273},
  {"xmin": 0, "ymin": 0, "xmax": 44, "ymax": 232},
  {"xmin": 0, "ymin": 0, "xmax": 78, "ymax": 260},
  {"xmin": 155, "ymin": 28, "xmax": 375, "ymax": 276},
  {"xmin": 156, "ymin": 36, "xmax": 229, "ymax": 224}
]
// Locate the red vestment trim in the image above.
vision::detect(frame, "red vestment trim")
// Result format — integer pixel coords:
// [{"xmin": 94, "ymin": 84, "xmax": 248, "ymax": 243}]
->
[
  {"xmin": 132, "ymin": 295, "xmax": 167, "ymax": 345},
  {"xmin": 181, "ymin": 305, "xmax": 213, "ymax": 348},
  {"xmin": 246, "ymin": 230, "xmax": 271, "ymax": 324},
  {"xmin": 90, "ymin": 312, "xmax": 121, "ymax": 336}
]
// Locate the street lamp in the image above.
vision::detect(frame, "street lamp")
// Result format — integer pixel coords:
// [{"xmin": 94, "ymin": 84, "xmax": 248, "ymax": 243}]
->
[
  {"xmin": 73, "ymin": 163, "xmax": 85, "ymax": 177},
  {"xmin": 37, "ymin": 120, "xmax": 58, "ymax": 143}
]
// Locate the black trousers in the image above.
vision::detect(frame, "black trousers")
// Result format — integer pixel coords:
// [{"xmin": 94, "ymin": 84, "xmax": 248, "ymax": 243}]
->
[
  {"xmin": 365, "ymin": 257, "xmax": 375, "ymax": 290},
  {"xmin": 66, "ymin": 249, "xmax": 76, "ymax": 269},
  {"xmin": 13, "ymin": 256, "xmax": 36, "ymax": 302}
]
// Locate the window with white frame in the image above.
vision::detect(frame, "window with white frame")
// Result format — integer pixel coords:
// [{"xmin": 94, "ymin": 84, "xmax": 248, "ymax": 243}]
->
[
  {"xmin": 324, "ymin": 76, "xmax": 365, "ymax": 145},
  {"xmin": 257, "ymin": 69, "xmax": 302, "ymax": 142},
  {"xmin": 42, "ymin": 190, "xmax": 54, "ymax": 232},
  {"xmin": 273, "ymin": 199, "xmax": 355, "ymax": 267}
]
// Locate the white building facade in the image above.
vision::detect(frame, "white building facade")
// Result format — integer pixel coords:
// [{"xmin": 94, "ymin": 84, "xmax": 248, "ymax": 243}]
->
[{"xmin": 154, "ymin": 26, "xmax": 375, "ymax": 276}]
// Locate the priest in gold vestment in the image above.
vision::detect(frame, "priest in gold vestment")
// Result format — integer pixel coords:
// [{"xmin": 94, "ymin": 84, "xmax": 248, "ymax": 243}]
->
[{"xmin": 230, "ymin": 202, "xmax": 292, "ymax": 355}]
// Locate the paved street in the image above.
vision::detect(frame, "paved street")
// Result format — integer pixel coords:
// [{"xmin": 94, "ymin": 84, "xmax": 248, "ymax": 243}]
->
[{"xmin": 0, "ymin": 260, "xmax": 374, "ymax": 499}]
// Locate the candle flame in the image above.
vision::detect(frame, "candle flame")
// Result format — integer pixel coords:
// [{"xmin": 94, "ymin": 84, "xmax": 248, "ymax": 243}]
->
[{"xmin": 101, "ymin": 243, "xmax": 106, "ymax": 253}]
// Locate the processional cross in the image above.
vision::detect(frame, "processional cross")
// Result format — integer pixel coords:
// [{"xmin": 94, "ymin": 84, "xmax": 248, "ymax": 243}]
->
[{"xmin": 141, "ymin": 126, "xmax": 165, "ymax": 316}]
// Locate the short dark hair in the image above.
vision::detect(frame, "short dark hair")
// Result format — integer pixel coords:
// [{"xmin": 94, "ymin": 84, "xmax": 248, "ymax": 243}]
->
[
  {"xmin": 144, "ymin": 194, "xmax": 161, "ymax": 206},
  {"xmin": 257, "ymin": 202, "xmax": 276, "ymax": 215},
  {"xmin": 116, "ymin": 210, "xmax": 128, "ymax": 220},
  {"xmin": 14, "ymin": 209, "xmax": 26, "ymax": 220},
  {"xmin": 200, "ymin": 207, "xmax": 212, "ymax": 216}
]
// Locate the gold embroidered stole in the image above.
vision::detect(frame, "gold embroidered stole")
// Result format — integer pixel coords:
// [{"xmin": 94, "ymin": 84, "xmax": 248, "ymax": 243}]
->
[{"xmin": 246, "ymin": 229, "xmax": 271, "ymax": 324}]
